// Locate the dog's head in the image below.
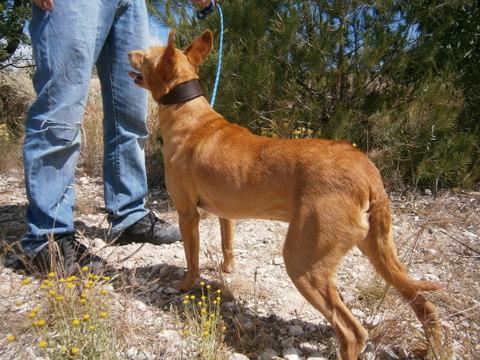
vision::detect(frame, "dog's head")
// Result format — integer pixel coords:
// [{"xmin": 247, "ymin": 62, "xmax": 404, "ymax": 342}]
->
[{"xmin": 128, "ymin": 30, "xmax": 213, "ymax": 101}]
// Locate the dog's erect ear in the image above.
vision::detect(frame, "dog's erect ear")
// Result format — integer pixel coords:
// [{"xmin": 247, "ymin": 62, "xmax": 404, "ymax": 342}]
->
[
  {"xmin": 184, "ymin": 30, "xmax": 213, "ymax": 68},
  {"xmin": 162, "ymin": 30, "xmax": 176, "ymax": 64},
  {"xmin": 158, "ymin": 30, "xmax": 177, "ymax": 79},
  {"xmin": 165, "ymin": 30, "xmax": 176, "ymax": 56}
]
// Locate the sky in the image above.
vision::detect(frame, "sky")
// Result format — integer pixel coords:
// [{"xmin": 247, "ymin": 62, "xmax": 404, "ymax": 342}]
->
[{"xmin": 149, "ymin": 15, "xmax": 171, "ymax": 46}]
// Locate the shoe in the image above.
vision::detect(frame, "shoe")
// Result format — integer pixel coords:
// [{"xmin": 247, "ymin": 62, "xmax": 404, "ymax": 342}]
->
[
  {"xmin": 3, "ymin": 233, "xmax": 78, "ymax": 275},
  {"xmin": 114, "ymin": 211, "xmax": 182, "ymax": 246},
  {"xmin": 31, "ymin": 233, "xmax": 78, "ymax": 275},
  {"xmin": 4, "ymin": 233, "xmax": 108, "ymax": 276}
]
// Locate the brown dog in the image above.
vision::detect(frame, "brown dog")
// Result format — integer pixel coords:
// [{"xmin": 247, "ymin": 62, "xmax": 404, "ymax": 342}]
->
[{"xmin": 128, "ymin": 30, "xmax": 443, "ymax": 360}]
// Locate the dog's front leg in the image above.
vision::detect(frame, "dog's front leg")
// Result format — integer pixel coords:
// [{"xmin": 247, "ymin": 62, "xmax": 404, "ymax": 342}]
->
[
  {"xmin": 219, "ymin": 218, "xmax": 235, "ymax": 273},
  {"xmin": 178, "ymin": 208, "xmax": 201, "ymax": 291}
]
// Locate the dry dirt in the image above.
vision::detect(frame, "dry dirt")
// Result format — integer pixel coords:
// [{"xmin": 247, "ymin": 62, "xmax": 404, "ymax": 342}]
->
[{"xmin": 0, "ymin": 169, "xmax": 479, "ymax": 359}]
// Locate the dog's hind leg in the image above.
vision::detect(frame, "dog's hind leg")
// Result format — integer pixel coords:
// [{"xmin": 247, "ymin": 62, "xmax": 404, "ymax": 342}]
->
[
  {"xmin": 219, "ymin": 218, "xmax": 235, "ymax": 273},
  {"xmin": 282, "ymin": 207, "xmax": 369, "ymax": 360}
]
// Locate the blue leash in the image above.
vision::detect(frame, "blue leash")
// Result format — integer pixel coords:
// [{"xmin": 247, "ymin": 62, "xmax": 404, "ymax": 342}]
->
[{"xmin": 197, "ymin": 1, "xmax": 224, "ymax": 108}]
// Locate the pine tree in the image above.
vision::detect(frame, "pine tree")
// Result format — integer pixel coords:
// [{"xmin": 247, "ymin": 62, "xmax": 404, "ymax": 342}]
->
[
  {"xmin": 147, "ymin": 0, "xmax": 479, "ymax": 189},
  {"xmin": 0, "ymin": 0, "xmax": 32, "ymax": 69}
]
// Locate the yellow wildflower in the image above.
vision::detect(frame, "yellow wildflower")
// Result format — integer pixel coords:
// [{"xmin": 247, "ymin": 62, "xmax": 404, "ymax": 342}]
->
[
  {"xmin": 39, "ymin": 285, "xmax": 47, "ymax": 290},
  {"xmin": 103, "ymin": 276, "xmax": 111, "ymax": 281},
  {"xmin": 189, "ymin": 295, "xmax": 195, "ymax": 300},
  {"xmin": 79, "ymin": 298, "xmax": 87, "ymax": 305},
  {"xmin": 72, "ymin": 319, "xmax": 81, "ymax": 326},
  {"xmin": 38, "ymin": 340, "xmax": 47, "ymax": 349},
  {"xmin": 81, "ymin": 266, "xmax": 89, "ymax": 272},
  {"xmin": 206, "ymin": 285, "xmax": 211, "ymax": 290},
  {"xmin": 42, "ymin": 279, "xmax": 51, "ymax": 285},
  {"xmin": 48, "ymin": 290, "xmax": 57, "ymax": 297},
  {"xmin": 6, "ymin": 335, "xmax": 16, "ymax": 342},
  {"xmin": 33, "ymin": 306, "xmax": 40, "ymax": 312},
  {"xmin": 70, "ymin": 347, "xmax": 80, "ymax": 355},
  {"xmin": 203, "ymin": 331, "xmax": 209, "ymax": 337},
  {"xmin": 201, "ymin": 309, "xmax": 207, "ymax": 315},
  {"xmin": 82, "ymin": 314, "xmax": 90, "ymax": 322},
  {"xmin": 99, "ymin": 289, "xmax": 108, "ymax": 295},
  {"xmin": 200, "ymin": 281, "xmax": 205, "ymax": 287},
  {"xmin": 99, "ymin": 311, "xmax": 108, "ymax": 318},
  {"xmin": 36, "ymin": 319, "xmax": 46, "ymax": 327},
  {"xmin": 58, "ymin": 278, "xmax": 65, "ymax": 283},
  {"xmin": 80, "ymin": 292, "xmax": 88, "ymax": 299},
  {"xmin": 27, "ymin": 311, "xmax": 37, "ymax": 319},
  {"xmin": 88, "ymin": 325, "xmax": 96, "ymax": 331},
  {"xmin": 21, "ymin": 278, "xmax": 31, "ymax": 285},
  {"xmin": 182, "ymin": 300, "xmax": 189, "ymax": 305},
  {"xmin": 216, "ymin": 289, "xmax": 221, "ymax": 294},
  {"xmin": 197, "ymin": 301, "xmax": 203, "ymax": 306},
  {"xmin": 56, "ymin": 295, "xmax": 64, "ymax": 301},
  {"xmin": 47, "ymin": 272, "xmax": 56, "ymax": 278},
  {"xmin": 66, "ymin": 283, "xmax": 75, "ymax": 289}
]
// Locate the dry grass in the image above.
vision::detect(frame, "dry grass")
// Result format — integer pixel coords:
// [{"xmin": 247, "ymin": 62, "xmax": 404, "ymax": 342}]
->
[
  {"xmin": 80, "ymin": 77, "xmax": 165, "ymax": 188},
  {"xmin": 0, "ymin": 69, "xmax": 164, "ymax": 187},
  {"xmin": 80, "ymin": 78, "xmax": 104, "ymax": 178},
  {"xmin": 0, "ymin": 134, "xmax": 22, "ymax": 173},
  {"xmin": 0, "ymin": 70, "xmax": 32, "ymax": 173}
]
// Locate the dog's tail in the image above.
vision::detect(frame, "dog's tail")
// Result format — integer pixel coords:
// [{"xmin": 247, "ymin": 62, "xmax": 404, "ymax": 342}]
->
[
  {"xmin": 359, "ymin": 190, "xmax": 443, "ymax": 353},
  {"xmin": 360, "ymin": 194, "xmax": 441, "ymax": 293}
]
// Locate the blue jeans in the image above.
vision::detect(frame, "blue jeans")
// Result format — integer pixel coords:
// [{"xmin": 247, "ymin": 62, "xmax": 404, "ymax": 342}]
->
[{"xmin": 22, "ymin": 0, "xmax": 150, "ymax": 254}]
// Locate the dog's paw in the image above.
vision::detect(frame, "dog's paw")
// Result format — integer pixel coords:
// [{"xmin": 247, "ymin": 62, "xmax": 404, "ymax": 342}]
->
[
  {"xmin": 220, "ymin": 260, "xmax": 234, "ymax": 274},
  {"xmin": 178, "ymin": 278, "xmax": 196, "ymax": 292}
]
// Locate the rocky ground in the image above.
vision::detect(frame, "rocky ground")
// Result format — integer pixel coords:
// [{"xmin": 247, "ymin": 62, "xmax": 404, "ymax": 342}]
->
[{"xmin": 0, "ymin": 169, "xmax": 479, "ymax": 359}]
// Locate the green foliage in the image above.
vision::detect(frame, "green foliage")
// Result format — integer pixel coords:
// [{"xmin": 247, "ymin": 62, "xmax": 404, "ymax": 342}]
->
[
  {"xmin": 0, "ymin": 0, "xmax": 32, "ymax": 69},
  {"xmin": 146, "ymin": 0, "xmax": 479, "ymax": 189},
  {"xmin": 1, "ymin": 0, "xmax": 477, "ymax": 189}
]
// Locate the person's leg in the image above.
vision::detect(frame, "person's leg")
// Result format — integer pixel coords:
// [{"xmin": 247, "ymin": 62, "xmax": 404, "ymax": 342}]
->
[
  {"xmin": 96, "ymin": 0, "xmax": 181, "ymax": 244},
  {"xmin": 21, "ymin": 1, "xmax": 116, "ymax": 254},
  {"xmin": 96, "ymin": 0, "xmax": 150, "ymax": 234}
]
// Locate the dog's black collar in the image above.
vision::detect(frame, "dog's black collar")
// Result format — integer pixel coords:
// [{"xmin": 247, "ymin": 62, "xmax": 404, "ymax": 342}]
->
[{"xmin": 159, "ymin": 79, "xmax": 204, "ymax": 105}]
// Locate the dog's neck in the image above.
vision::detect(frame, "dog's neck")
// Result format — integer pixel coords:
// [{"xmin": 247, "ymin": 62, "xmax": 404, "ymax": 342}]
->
[
  {"xmin": 156, "ymin": 94, "xmax": 214, "ymax": 138},
  {"xmin": 158, "ymin": 79, "xmax": 204, "ymax": 105}
]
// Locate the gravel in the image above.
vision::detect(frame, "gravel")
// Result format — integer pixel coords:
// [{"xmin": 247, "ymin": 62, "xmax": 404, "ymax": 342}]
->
[{"xmin": 1, "ymin": 171, "xmax": 479, "ymax": 359}]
